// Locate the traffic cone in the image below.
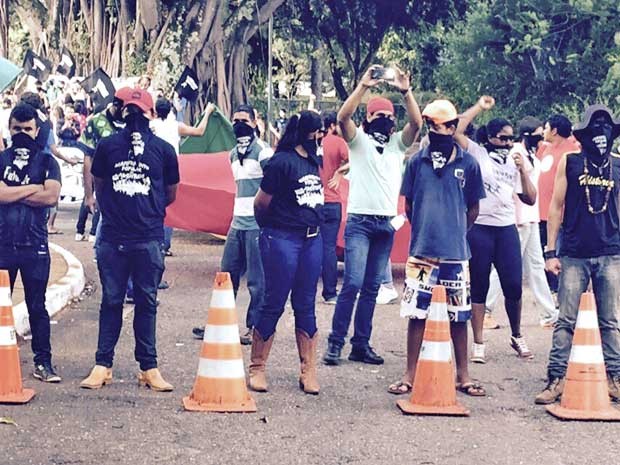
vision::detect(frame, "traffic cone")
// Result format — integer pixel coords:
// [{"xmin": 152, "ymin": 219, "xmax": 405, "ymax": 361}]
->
[
  {"xmin": 397, "ymin": 285, "xmax": 469, "ymax": 416},
  {"xmin": 547, "ymin": 292, "xmax": 620, "ymax": 421},
  {"xmin": 183, "ymin": 272, "xmax": 256, "ymax": 413},
  {"xmin": 0, "ymin": 270, "xmax": 35, "ymax": 404}
]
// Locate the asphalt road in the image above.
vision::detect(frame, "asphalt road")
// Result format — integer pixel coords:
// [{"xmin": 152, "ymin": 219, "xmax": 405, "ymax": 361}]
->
[{"xmin": 2, "ymin": 205, "xmax": 620, "ymax": 465}]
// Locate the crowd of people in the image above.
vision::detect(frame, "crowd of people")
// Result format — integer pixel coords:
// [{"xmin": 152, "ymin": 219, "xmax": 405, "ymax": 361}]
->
[{"xmin": 1, "ymin": 61, "xmax": 619, "ymax": 407}]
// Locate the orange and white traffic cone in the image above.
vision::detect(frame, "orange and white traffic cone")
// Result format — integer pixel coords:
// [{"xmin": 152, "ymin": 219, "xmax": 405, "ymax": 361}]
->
[
  {"xmin": 183, "ymin": 272, "xmax": 256, "ymax": 413},
  {"xmin": 547, "ymin": 292, "xmax": 620, "ymax": 421},
  {"xmin": 0, "ymin": 270, "xmax": 35, "ymax": 404},
  {"xmin": 397, "ymin": 285, "xmax": 469, "ymax": 416}
]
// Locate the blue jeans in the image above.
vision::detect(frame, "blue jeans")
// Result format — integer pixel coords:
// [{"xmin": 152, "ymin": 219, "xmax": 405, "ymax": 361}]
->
[
  {"xmin": 221, "ymin": 228, "xmax": 264, "ymax": 329},
  {"xmin": 328, "ymin": 214, "xmax": 395, "ymax": 349},
  {"xmin": 0, "ymin": 244, "xmax": 51, "ymax": 365},
  {"xmin": 547, "ymin": 255, "xmax": 620, "ymax": 378},
  {"xmin": 320, "ymin": 202, "xmax": 342, "ymax": 300},
  {"xmin": 95, "ymin": 240, "xmax": 164, "ymax": 370},
  {"xmin": 76, "ymin": 201, "xmax": 100, "ymax": 236},
  {"xmin": 163, "ymin": 226, "xmax": 173, "ymax": 252},
  {"xmin": 254, "ymin": 227, "xmax": 322, "ymax": 339},
  {"xmin": 381, "ymin": 258, "xmax": 393, "ymax": 286}
]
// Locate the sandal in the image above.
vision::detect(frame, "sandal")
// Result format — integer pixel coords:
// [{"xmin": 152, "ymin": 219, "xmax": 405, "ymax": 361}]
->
[
  {"xmin": 388, "ymin": 380, "xmax": 412, "ymax": 395},
  {"xmin": 456, "ymin": 381, "xmax": 486, "ymax": 397}
]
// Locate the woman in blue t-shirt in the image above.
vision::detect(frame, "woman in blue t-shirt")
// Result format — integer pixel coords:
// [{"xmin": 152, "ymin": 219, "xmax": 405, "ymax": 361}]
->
[{"xmin": 250, "ymin": 110, "xmax": 325, "ymax": 396}]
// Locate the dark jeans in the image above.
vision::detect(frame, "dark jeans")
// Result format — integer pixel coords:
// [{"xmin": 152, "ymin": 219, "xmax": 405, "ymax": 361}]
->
[
  {"xmin": 76, "ymin": 201, "xmax": 101, "ymax": 236},
  {"xmin": 547, "ymin": 255, "xmax": 620, "ymax": 379},
  {"xmin": 221, "ymin": 228, "xmax": 264, "ymax": 329},
  {"xmin": 0, "ymin": 244, "xmax": 51, "ymax": 365},
  {"xmin": 163, "ymin": 226, "xmax": 173, "ymax": 252},
  {"xmin": 320, "ymin": 202, "xmax": 342, "ymax": 300},
  {"xmin": 539, "ymin": 221, "xmax": 559, "ymax": 293},
  {"xmin": 328, "ymin": 214, "xmax": 394, "ymax": 350},
  {"xmin": 95, "ymin": 240, "xmax": 164, "ymax": 370},
  {"xmin": 255, "ymin": 227, "xmax": 322, "ymax": 339}
]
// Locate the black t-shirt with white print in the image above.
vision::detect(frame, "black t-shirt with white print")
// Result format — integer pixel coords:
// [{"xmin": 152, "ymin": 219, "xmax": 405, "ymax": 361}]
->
[
  {"xmin": 0, "ymin": 147, "xmax": 61, "ymax": 246},
  {"xmin": 259, "ymin": 149, "xmax": 324, "ymax": 230},
  {"xmin": 91, "ymin": 128, "xmax": 180, "ymax": 244}
]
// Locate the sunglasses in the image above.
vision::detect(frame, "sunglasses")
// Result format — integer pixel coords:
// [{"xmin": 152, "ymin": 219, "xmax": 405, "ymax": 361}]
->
[{"xmin": 496, "ymin": 135, "xmax": 515, "ymax": 142}]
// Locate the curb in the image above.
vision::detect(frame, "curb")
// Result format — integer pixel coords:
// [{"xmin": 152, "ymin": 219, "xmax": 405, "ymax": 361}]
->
[{"xmin": 12, "ymin": 242, "xmax": 86, "ymax": 337}]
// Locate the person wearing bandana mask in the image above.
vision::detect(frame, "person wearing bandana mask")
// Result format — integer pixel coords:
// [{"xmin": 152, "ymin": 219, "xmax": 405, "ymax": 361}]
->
[
  {"xmin": 485, "ymin": 117, "xmax": 558, "ymax": 330},
  {"xmin": 537, "ymin": 104, "xmax": 620, "ymax": 405},
  {"xmin": 0, "ymin": 103, "xmax": 62, "ymax": 382},
  {"xmin": 81, "ymin": 88, "xmax": 180, "ymax": 392},
  {"xmin": 191, "ymin": 104, "xmax": 273, "ymax": 345},
  {"xmin": 323, "ymin": 64, "xmax": 422, "ymax": 367},
  {"xmin": 455, "ymin": 96, "xmax": 537, "ymax": 364},
  {"xmin": 250, "ymin": 110, "xmax": 324, "ymax": 395},
  {"xmin": 388, "ymin": 100, "xmax": 487, "ymax": 396}
]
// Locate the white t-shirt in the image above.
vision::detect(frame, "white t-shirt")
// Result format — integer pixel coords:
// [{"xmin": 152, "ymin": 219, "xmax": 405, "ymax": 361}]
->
[
  {"xmin": 511, "ymin": 142, "xmax": 539, "ymax": 225},
  {"xmin": 150, "ymin": 115, "xmax": 180, "ymax": 155},
  {"xmin": 0, "ymin": 107, "xmax": 10, "ymax": 139},
  {"xmin": 347, "ymin": 127, "xmax": 407, "ymax": 216},
  {"xmin": 467, "ymin": 139, "xmax": 522, "ymax": 227}
]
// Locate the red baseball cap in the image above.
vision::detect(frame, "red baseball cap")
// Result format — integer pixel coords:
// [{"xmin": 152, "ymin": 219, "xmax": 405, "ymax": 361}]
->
[
  {"xmin": 367, "ymin": 97, "xmax": 394, "ymax": 115},
  {"xmin": 120, "ymin": 87, "xmax": 153, "ymax": 113}
]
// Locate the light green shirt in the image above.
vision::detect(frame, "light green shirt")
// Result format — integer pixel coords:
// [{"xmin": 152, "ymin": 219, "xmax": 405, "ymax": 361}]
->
[{"xmin": 346, "ymin": 127, "xmax": 407, "ymax": 216}]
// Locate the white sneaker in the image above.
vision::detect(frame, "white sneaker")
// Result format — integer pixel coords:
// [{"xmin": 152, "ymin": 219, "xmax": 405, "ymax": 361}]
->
[
  {"xmin": 510, "ymin": 336, "xmax": 534, "ymax": 359},
  {"xmin": 470, "ymin": 342, "xmax": 486, "ymax": 364},
  {"xmin": 75, "ymin": 233, "xmax": 85, "ymax": 241},
  {"xmin": 376, "ymin": 285, "xmax": 398, "ymax": 305},
  {"xmin": 88, "ymin": 234, "xmax": 96, "ymax": 243}
]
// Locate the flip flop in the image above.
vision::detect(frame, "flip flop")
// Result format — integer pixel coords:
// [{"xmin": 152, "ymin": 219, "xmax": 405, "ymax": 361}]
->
[
  {"xmin": 456, "ymin": 381, "xmax": 486, "ymax": 397},
  {"xmin": 48, "ymin": 230, "xmax": 64, "ymax": 235},
  {"xmin": 387, "ymin": 380, "xmax": 412, "ymax": 395}
]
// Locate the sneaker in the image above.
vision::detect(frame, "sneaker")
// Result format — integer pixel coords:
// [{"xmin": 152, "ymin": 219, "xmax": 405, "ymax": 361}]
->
[
  {"xmin": 240, "ymin": 328, "xmax": 253, "ymax": 345},
  {"xmin": 323, "ymin": 296, "xmax": 338, "ymax": 305},
  {"xmin": 348, "ymin": 346, "xmax": 384, "ymax": 365},
  {"xmin": 158, "ymin": 281, "xmax": 170, "ymax": 290},
  {"xmin": 609, "ymin": 375, "xmax": 620, "ymax": 402},
  {"xmin": 535, "ymin": 377, "xmax": 565, "ymax": 404},
  {"xmin": 376, "ymin": 285, "xmax": 398, "ymax": 305},
  {"xmin": 75, "ymin": 233, "xmax": 85, "ymax": 241},
  {"xmin": 88, "ymin": 234, "xmax": 96, "ymax": 243},
  {"xmin": 323, "ymin": 342, "xmax": 343, "ymax": 365},
  {"xmin": 510, "ymin": 335, "xmax": 533, "ymax": 359},
  {"xmin": 470, "ymin": 342, "xmax": 486, "ymax": 364},
  {"xmin": 192, "ymin": 327, "xmax": 205, "ymax": 340},
  {"xmin": 483, "ymin": 312, "xmax": 500, "ymax": 330},
  {"xmin": 165, "ymin": 250, "xmax": 173, "ymax": 257},
  {"xmin": 33, "ymin": 364, "xmax": 62, "ymax": 383}
]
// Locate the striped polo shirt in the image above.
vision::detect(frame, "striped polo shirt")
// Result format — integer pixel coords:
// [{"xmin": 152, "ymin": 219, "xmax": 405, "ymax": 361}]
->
[{"xmin": 231, "ymin": 139, "xmax": 274, "ymax": 230}]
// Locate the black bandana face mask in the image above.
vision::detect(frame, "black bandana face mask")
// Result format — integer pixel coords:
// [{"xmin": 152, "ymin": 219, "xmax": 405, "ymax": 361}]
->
[
  {"xmin": 301, "ymin": 137, "xmax": 323, "ymax": 167},
  {"xmin": 427, "ymin": 131, "xmax": 454, "ymax": 176},
  {"xmin": 233, "ymin": 121, "xmax": 255, "ymax": 158},
  {"xmin": 485, "ymin": 143, "xmax": 511, "ymax": 164},
  {"xmin": 364, "ymin": 116, "xmax": 395, "ymax": 153},
  {"xmin": 580, "ymin": 121, "xmax": 613, "ymax": 165}
]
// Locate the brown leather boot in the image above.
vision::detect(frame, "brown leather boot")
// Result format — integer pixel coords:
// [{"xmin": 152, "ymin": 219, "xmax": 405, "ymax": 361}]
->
[
  {"xmin": 80, "ymin": 365, "xmax": 113, "ymax": 389},
  {"xmin": 249, "ymin": 329, "xmax": 274, "ymax": 392},
  {"xmin": 137, "ymin": 368, "xmax": 174, "ymax": 392},
  {"xmin": 296, "ymin": 329, "xmax": 319, "ymax": 395}
]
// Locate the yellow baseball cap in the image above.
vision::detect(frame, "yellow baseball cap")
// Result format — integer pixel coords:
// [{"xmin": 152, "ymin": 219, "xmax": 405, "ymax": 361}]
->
[{"xmin": 422, "ymin": 100, "xmax": 458, "ymax": 124}]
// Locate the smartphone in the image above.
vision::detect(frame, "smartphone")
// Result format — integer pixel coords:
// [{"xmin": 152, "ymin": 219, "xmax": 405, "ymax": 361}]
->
[{"xmin": 370, "ymin": 66, "xmax": 395, "ymax": 81}]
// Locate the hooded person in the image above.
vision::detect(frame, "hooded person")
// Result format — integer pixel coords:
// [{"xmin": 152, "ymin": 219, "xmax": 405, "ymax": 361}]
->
[{"xmin": 536, "ymin": 104, "xmax": 620, "ymax": 404}]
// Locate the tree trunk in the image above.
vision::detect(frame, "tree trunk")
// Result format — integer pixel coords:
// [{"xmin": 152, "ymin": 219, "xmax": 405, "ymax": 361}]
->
[
  {"xmin": 92, "ymin": 0, "xmax": 105, "ymax": 68},
  {"xmin": 0, "ymin": 0, "xmax": 8, "ymax": 58},
  {"xmin": 310, "ymin": 39, "xmax": 323, "ymax": 100}
]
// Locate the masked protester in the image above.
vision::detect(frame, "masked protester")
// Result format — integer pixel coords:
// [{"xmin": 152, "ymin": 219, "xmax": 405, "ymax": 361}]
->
[
  {"xmin": 455, "ymin": 96, "xmax": 537, "ymax": 364},
  {"xmin": 485, "ymin": 117, "xmax": 558, "ymax": 329},
  {"xmin": 192, "ymin": 104, "xmax": 273, "ymax": 345},
  {"xmin": 80, "ymin": 88, "xmax": 180, "ymax": 392},
  {"xmin": 322, "ymin": 64, "xmax": 422, "ymax": 367},
  {"xmin": 387, "ymin": 100, "xmax": 487, "ymax": 396},
  {"xmin": 251, "ymin": 110, "xmax": 324, "ymax": 395},
  {"xmin": 0, "ymin": 103, "xmax": 62, "ymax": 382},
  {"xmin": 536, "ymin": 104, "xmax": 620, "ymax": 405}
]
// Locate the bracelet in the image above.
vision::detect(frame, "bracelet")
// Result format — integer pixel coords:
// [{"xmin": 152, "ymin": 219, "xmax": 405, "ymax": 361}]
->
[
  {"xmin": 400, "ymin": 87, "xmax": 411, "ymax": 95},
  {"xmin": 543, "ymin": 250, "xmax": 557, "ymax": 260}
]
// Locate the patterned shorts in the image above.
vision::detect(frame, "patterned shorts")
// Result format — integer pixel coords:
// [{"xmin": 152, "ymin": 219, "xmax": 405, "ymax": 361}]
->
[{"xmin": 400, "ymin": 257, "xmax": 471, "ymax": 322}]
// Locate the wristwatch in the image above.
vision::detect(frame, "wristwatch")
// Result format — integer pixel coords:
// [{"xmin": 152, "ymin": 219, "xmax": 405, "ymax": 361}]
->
[{"xmin": 543, "ymin": 249, "xmax": 557, "ymax": 260}]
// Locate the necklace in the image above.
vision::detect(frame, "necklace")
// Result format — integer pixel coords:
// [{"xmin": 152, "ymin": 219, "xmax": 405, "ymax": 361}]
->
[{"xmin": 583, "ymin": 157, "xmax": 614, "ymax": 214}]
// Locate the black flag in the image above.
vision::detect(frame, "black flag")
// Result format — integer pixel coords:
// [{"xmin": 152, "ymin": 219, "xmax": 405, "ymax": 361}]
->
[
  {"xmin": 80, "ymin": 68, "xmax": 116, "ymax": 114},
  {"xmin": 22, "ymin": 49, "xmax": 52, "ymax": 81},
  {"xmin": 174, "ymin": 66, "xmax": 199, "ymax": 102},
  {"xmin": 55, "ymin": 47, "xmax": 76, "ymax": 78}
]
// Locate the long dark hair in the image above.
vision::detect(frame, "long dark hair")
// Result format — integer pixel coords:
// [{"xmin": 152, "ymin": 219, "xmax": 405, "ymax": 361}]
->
[
  {"xmin": 476, "ymin": 117, "xmax": 511, "ymax": 143},
  {"xmin": 276, "ymin": 110, "xmax": 322, "ymax": 152}
]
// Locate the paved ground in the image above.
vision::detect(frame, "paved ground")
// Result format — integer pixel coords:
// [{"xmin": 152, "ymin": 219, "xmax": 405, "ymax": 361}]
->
[
  {"xmin": 2, "ymin": 205, "xmax": 620, "ymax": 465},
  {"xmin": 11, "ymin": 248, "xmax": 67, "ymax": 306}
]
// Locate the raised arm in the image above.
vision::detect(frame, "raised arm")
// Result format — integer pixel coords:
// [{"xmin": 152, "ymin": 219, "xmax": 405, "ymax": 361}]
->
[
  {"xmin": 178, "ymin": 103, "xmax": 215, "ymax": 137},
  {"xmin": 388, "ymin": 67, "xmax": 421, "ymax": 147},
  {"xmin": 454, "ymin": 96, "xmax": 495, "ymax": 150},
  {"xmin": 337, "ymin": 66, "xmax": 382, "ymax": 142}
]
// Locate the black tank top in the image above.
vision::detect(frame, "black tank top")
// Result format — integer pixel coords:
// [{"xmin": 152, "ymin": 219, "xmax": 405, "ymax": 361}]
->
[{"xmin": 560, "ymin": 152, "xmax": 620, "ymax": 258}]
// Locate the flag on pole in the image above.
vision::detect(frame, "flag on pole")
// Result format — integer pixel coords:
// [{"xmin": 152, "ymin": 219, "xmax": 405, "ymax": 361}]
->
[
  {"xmin": 80, "ymin": 68, "xmax": 115, "ymax": 114},
  {"xmin": 174, "ymin": 66, "xmax": 200, "ymax": 102},
  {"xmin": 55, "ymin": 46, "xmax": 76, "ymax": 78},
  {"xmin": 0, "ymin": 57, "xmax": 22, "ymax": 93},
  {"xmin": 22, "ymin": 49, "xmax": 52, "ymax": 81},
  {"xmin": 180, "ymin": 106, "xmax": 236, "ymax": 154}
]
